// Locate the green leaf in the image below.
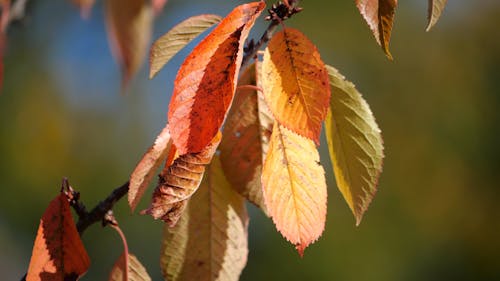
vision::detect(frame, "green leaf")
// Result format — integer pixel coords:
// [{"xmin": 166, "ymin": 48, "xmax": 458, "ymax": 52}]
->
[
  {"xmin": 149, "ymin": 14, "xmax": 222, "ymax": 79},
  {"xmin": 325, "ymin": 65, "xmax": 384, "ymax": 226},
  {"xmin": 160, "ymin": 157, "xmax": 248, "ymax": 281},
  {"xmin": 426, "ymin": 0, "xmax": 448, "ymax": 31}
]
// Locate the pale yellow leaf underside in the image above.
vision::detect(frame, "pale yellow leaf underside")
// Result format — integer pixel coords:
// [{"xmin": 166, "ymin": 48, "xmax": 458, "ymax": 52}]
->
[
  {"xmin": 161, "ymin": 157, "xmax": 248, "ymax": 281},
  {"xmin": 149, "ymin": 14, "xmax": 222, "ymax": 78},
  {"xmin": 325, "ymin": 65, "xmax": 384, "ymax": 226},
  {"xmin": 262, "ymin": 123, "xmax": 327, "ymax": 256},
  {"xmin": 426, "ymin": 0, "xmax": 448, "ymax": 31},
  {"xmin": 108, "ymin": 253, "xmax": 151, "ymax": 281}
]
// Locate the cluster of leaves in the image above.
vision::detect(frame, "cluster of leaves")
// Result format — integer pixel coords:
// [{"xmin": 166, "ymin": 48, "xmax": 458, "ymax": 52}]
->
[{"xmin": 21, "ymin": 0, "xmax": 449, "ymax": 280}]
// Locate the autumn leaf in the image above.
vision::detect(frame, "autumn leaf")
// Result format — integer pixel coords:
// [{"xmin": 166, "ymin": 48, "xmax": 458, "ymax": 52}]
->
[
  {"xmin": 109, "ymin": 253, "xmax": 151, "ymax": 281},
  {"xmin": 161, "ymin": 157, "xmax": 248, "ymax": 281},
  {"xmin": 220, "ymin": 62, "xmax": 272, "ymax": 213},
  {"xmin": 168, "ymin": 1, "xmax": 265, "ymax": 155},
  {"xmin": 325, "ymin": 65, "xmax": 384, "ymax": 226},
  {"xmin": 426, "ymin": 0, "xmax": 447, "ymax": 31},
  {"xmin": 26, "ymin": 193, "xmax": 90, "ymax": 281},
  {"xmin": 71, "ymin": 0, "xmax": 95, "ymax": 19},
  {"xmin": 105, "ymin": 0, "xmax": 153, "ymax": 86},
  {"xmin": 129, "ymin": 126, "xmax": 173, "ymax": 212},
  {"xmin": 152, "ymin": 0, "xmax": 168, "ymax": 16},
  {"xmin": 355, "ymin": 0, "xmax": 398, "ymax": 59},
  {"xmin": 261, "ymin": 27, "xmax": 330, "ymax": 144},
  {"xmin": 149, "ymin": 14, "xmax": 222, "ymax": 79},
  {"xmin": 262, "ymin": 123, "xmax": 327, "ymax": 256},
  {"xmin": 142, "ymin": 132, "xmax": 221, "ymax": 226}
]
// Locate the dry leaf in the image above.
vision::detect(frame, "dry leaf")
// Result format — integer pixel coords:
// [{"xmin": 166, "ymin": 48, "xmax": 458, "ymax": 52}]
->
[
  {"xmin": 129, "ymin": 126, "xmax": 173, "ymax": 212},
  {"xmin": 161, "ymin": 157, "xmax": 248, "ymax": 281},
  {"xmin": 142, "ymin": 132, "xmax": 221, "ymax": 226},
  {"xmin": 108, "ymin": 253, "xmax": 151, "ymax": 281},
  {"xmin": 426, "ymin": 0, "xmax": 447, "ymax": 31},
  {"xmin": 261, "ymin": 28, "xmax": 330, "ymax": 144},
  {"xmin": 262, "ymin": 123, "xmax": 327, "ymax": 256},
  {"xmin": 149, "ymin": 14, "xmax": 222, "ymax": 78},
  {"xmin": 26, "ymin": 193, "xmax": 90, "ymax": 281},
  {"xmin": 220, "ymin": 62, "xmax": 272, "ymax": 213},
  {"xmin": 325, "ymin": 65, "xmax": 384, "ymax": 225},
  {"xmin": 167, "ymin": 1, "xmax": 265, "ymax": 154}
]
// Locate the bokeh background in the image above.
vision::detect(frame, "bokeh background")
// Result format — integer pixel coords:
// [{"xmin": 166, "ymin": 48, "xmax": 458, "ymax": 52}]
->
[{"xmin": 1, "ymin": 0, "xmax": 499, "ymax": 280}]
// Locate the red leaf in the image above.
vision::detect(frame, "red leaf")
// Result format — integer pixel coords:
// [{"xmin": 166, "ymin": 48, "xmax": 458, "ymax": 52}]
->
[
  {"xmin": 167, "ymin": 1, "xmax": 265, "ymax": 155},
  {"xmin": 26, "ymin": 193, "xmax": 90, "ymax": 281}
]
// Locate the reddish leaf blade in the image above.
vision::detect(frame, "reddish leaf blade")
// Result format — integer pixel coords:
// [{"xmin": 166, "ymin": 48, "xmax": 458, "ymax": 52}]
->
[
  {"xmin": 261, "ymin": 28, "xmax": 330, "ymax": 144},
  {"xmin": 355, "ymin": 0, "xmax": 397, "ymax": 59},
  {"xmin": 143, "ymin": 132, "xmax": 222, "ymax": 226},
  {"xmin": 220, "ymin": 63, "xmax": 272, "ymax": 213},
  {"xmin": 426, "ymin": 0, "xmax": 447, "ymax": 31},
  {"xmin": 161, "ymin": 157, "xmax": 248, "ymax": 281},
  {"xmin": 262, "ymin": 124, "xmax": 327, "ymax": 256},
  {"xmin": 71, "ymin": 0, "xmax": 95, "ymax": 19},
  {"xmin": 105, "ymin": 0, "xmax": 153, "ymax": 86},
  {"xmin": 26, "ymin": 193, "xmax": 90, "ymax": 281},
  {"xmin": 168, "ymin": 1, "xmax": 265, "ymax": 154},
  {"xmin": 129, "ymin": 126, "xmax": 173, "ymax": 212},
  {"xmin": 152, "ymin": 0, "xmax": 168, "ymax": 16}
]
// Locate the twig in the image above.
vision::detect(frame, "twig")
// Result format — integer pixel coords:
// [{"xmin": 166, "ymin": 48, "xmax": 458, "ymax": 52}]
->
[{"xmin": 240, "ymin": 0, "xmax": 303, "ymax": 70}]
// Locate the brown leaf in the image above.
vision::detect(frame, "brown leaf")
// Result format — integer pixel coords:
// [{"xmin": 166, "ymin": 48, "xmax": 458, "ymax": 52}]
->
[
  {"xmin": 26, "ymin": 193, "xmax": 90, "ymax": 281},
  {"xmin": 105, "ymin": 0, "xmax": 153, "ymax": 86},
  {"xmin": 355, "ymin": 0, "xmax": 398, "ymax": 59},
  {"xmin": 220, "ymin": 62, "xmax": 272, "ymax": 213},
  {"xmin": 129, "ymin": 126, "xmax": 173, "ymax": 212},
  {"xmin": 108, "ymin": 253, "xmax": 151, "ymax": 281},
  {"xmin": 426, "ymin": 0, "xmax": 447, "ymax": 31},
  {"xmin": 160, "ymin": 157, "xmax": 248, "ymax": 281},
  {"xmin": 167, "ymin": 1, "xmax": 265, "ymax": 154},
  {"xmin": 142, "ymin": 132, "xmax": 222, "ymax": 226},
  {"xmin": 261, "ymin": 28, "xmax": 330, "ymax": 144}
]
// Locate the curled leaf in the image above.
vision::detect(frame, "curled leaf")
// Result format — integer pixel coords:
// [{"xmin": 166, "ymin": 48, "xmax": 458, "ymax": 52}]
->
[
  {"xmin": 105, "ymin": 0, "xmax": 153, "ymax": 86},
  {"xmin": 261, "ymin": 27, "xmax": 330, "ymax": 144},
  {"xmin": 220, "ymin": 62, "xmax": 272, "ymax": 213},
  {"xmin": 426, "ymin": 0, "xmax": 448, "ymax": 31},
  {"xmin": 325, "ymin": 65, "xmax": 384, "ymax": 225},
  {"xmin": 26, "ymin": 193, "xmax": 90, "ymax": 281},
  {"xmin": 168, "ymin": 1, "xmax": 265, "ymax": 154},
  {"xmin": 161, "ymin": 157, "xmax": 248, "ymax": 281},
  {"xmin": 142, "ymin": 132, "xmax": 222, "ymax": 226},
  {"xmin": 129, "ymin": 126, "xmax": 172, "ymax": 212},
  {"xmin": 355, "ymin": 0, "xmax": 398, "ymax": 59},
  {"xmin": 262, "ymin": 123, "xmax": 327, "ymax": 256},
  {"xmin": 149, "ymin": 14, "xmax": 222, "ymax": 79}
]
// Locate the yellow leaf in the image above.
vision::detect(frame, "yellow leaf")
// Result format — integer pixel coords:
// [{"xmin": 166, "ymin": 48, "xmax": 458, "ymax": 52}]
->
[
  {"xmin": 161, "ymin": 157, "xmax": 248, "ymax": 281},
  {"xmin": 129, "ymin": 126, "xmax": 172, "ymax": 212},
  {"xmin": 355, "ymin": 0, "xmax": 397, "ymax": 59},
  {"xmin": 105, "ymin": 0, "xmax": 153, "ymax": 86},
  {"xmin": 262, "ymin": 123, "xmax": 327, "ymax": 256},
  {"xmin": 149, "ymin": 14, "xmax": 222, "ymax": 79},
  {"xmin": 108, "ymin": 253, "xmax": 151, "ymax": 281},
  {"xmin": 426, "ymin": 0, "xmax": 448, "ymax": 31},
  {"xmin": 142, "ymin": 132, "xmax": 221, "ymax": 226},
  {"xmin": 325, "ymin": 65, "xmax": 384, "ymax": 226},
  {"xmin": 261, "ymin": 27, "xmax": 330, "ymax": 144},
  {"xmin": 220, "ymin": 62, "xmax": 273, "ymax": 213}
]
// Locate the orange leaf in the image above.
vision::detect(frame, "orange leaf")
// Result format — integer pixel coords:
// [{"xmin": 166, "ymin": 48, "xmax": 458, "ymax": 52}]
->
[
  {"xmin": 168, "ymin": 1, "xmax": 265, "ymax": 155},
  {"xmin": 261, "ymin": 28, "xmax": 330, "ymax": 144},
  {"xmin": 105, "ymin": 0, "xmax": 153, "ymax": 86},
  {"xmin": 220, "ymin": 62, "xmax": 272, "ymax": 213},
  {"xmin": 129, "ymin": 126, "xmax": 173, "ymax": 212},
  {"xmin": 26, "ymin": 193, "xmax": 90, "ymax": 281},
  {"xmin": 262, "ymin": 123, "xmax": 327, "ymax": 256},
  {"xmin": 142, "ymin": 132, "xmax": 222, "ymax": 226},
  {"xmin": 355, "ymin": 0, "xmax": 397, "ymax": 59}
]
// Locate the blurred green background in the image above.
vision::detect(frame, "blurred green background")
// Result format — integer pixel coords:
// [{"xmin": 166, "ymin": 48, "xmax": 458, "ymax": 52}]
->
[{"xmin": 1, "ymin": 0, "xmax": 499, "ymax": 280}]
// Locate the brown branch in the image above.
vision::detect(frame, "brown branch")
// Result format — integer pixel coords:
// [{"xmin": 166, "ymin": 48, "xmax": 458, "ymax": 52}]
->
[{"xmin": 240, "ymin": 0, "xmax": 302, "ymax": 70}]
